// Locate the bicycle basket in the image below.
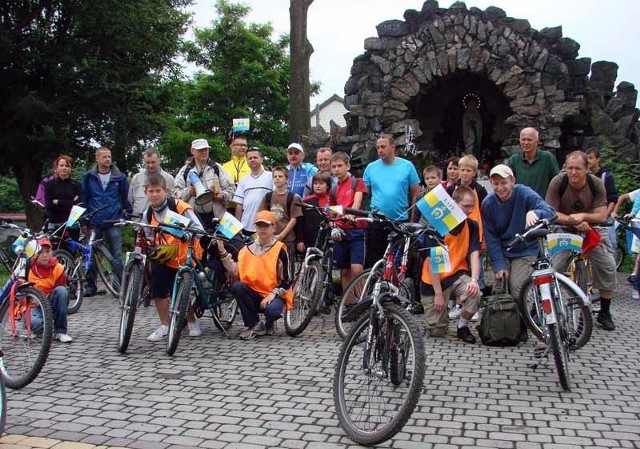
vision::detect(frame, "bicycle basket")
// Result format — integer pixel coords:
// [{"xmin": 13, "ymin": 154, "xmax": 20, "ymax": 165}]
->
[{"xmin": 148, "ymin": 244, "xmax": 179, "ymax": 264}]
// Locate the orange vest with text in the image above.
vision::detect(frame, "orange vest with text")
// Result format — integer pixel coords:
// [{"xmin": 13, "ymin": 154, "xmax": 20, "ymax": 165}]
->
[
  {"xmin": 237, "ymin": 241, "xmax": 293, "ymax": 309},
  {"xmin": 150, "ymin": 200, "xmax": 203, "ymax": 269},
  {"xmin": 421, "ymin": 220, "xmax": 471, "ymax": 284}
]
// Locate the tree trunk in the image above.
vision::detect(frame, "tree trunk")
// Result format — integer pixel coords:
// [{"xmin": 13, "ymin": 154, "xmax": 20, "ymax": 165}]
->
[
  {"xmin": 13, "ymin": 161, "xmax": 45, "ymax": 231},
  {"xmin": 289, "ymin": 0, "xmax": 314, "ymax": 146}
]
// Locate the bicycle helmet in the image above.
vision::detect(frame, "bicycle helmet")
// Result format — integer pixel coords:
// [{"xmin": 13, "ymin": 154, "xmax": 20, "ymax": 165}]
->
[{"xmin": 148, "ymin": 244, "xmax": 179, "ymax": 264}]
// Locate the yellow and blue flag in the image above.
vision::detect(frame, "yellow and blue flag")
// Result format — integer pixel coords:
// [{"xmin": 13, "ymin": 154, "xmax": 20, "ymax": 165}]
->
[
  {"xmin": 325, "ymin": 205, "xmax": 343, "ymax": 215},
  {"xmin": 232, "ymin": 118, "xmax": 250, "ymax": 132},
  {"xmin": 416, "ymin": 184, "xmax": 466, "ymax": 237},
  {"xmin": 546, "ymin": 233, "xmax": 583, "ymax": 256},
  {"xmin": 66, "ymin": 205, "xmax": 86, "ymax": 227},
  {"xmin": 219, "ymin": 212, "xmax": 244, "ymax": 239},
  {"xmin": 430, "ymin": 246, "xmax": 451, "ymax": 274}
]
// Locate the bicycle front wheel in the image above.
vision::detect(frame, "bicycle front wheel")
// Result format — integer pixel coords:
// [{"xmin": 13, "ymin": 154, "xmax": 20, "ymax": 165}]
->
[
  {"xmin": 549, "ymin": 322, "xmax": 571, "ymax": 391},
  {"xmin": 53, "ymin": 249, "xmax": 84, "ymax": 314},
  {"xmin": 94, "ymin": 246, "xmax": 120, "ymax": 298},
  {"xmin": 0, "ymin": 286, "xmax": 53, "ymax": 389},
  {"xmin": 117, "ymin": 263, "xmax": 144, "ymax": 354},
  {"xmin": 519, "ymin": 277, "xmax": 592, "ymax": 349},
  {"xmin": 333, "ymin": 302, "xmax": 425, "ymax": 446},
  {"xmin": 335, "ymin": 266, "xmax": 383, "ymax": 340},
  {"xmin": 167, "ymin": 272, "xmax": 192, "ymax": 356},
  {"xmin": 212, "ymin": 279, "xmax": 238, "ymax": 331},
  {"xmin": 285, "ymin": 260, "xmax": 323, "ymax": 337}
]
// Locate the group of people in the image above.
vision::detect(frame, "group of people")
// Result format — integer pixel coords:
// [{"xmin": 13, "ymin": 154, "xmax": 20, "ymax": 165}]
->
[{"xmin": 32, "ymin": 124, "xmax": 629, "ymax": 346}]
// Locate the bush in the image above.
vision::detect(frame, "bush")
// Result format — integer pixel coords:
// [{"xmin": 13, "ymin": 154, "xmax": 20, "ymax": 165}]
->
[{"xmin": 0, "ymin": 176, "xmax": 23, "ymax": 212}]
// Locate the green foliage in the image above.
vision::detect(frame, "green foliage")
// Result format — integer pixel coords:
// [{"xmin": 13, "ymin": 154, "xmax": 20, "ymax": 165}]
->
[
  {"xmin": 0, "ymin": 176, "xmax": 23, "ymax": 212},
  {"xmin": 159, "ymin": 0, "xmax": 291, "ymax": 167},
  {"xmin": 600, "ymin": 147, "xmax": 640, "ymax": 214}
]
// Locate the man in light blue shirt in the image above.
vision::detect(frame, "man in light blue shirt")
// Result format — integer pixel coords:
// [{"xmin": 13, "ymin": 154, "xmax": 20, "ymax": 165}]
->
[
  {"xmin": 363, "ymin": 134, "xmax": 420, "ymax": 268},
  {"xmin": 285, "ymin": 143, "xmax": 317, "ymax": 197}
]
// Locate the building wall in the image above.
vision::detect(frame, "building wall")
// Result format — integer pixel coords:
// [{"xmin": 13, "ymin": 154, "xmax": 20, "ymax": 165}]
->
[{"xmin": 310, "ymin": 100, "xmax": 347, "ymax": 131}]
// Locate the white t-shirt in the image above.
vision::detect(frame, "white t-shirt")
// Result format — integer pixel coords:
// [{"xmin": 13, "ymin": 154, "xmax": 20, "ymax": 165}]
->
[{"xmin": 233, "ymin": 170, "xmax": 273, "ymax": 232}]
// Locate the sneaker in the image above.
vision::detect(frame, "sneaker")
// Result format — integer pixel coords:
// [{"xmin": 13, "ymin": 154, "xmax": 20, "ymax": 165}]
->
[
  {"xmin": 633, "ymin": 290, "xmax": 640, "ymax": 300},
  {"xmin": 407, "ymin": 302, "xmax": 424, "ymax": 315},
  {"xmin": 596, "ymin": 311, "xmax": 615, "ymax": 331},
  {"xmin": 457, "ymin": 326, "xmax": 477, "ymax": 344},
  {"xmin": 240, "ymin": 321, "xmax": 266, "ymax": 340},
  {"xmin": 448, "ymin": 305, "xmax": 462, "ymax": 320},
  {"xmin": 55, "ymin": 333, "xmax": 73, "ymax": 343},
  {"xmin": 188, "ymin": 320, "xmax": 202, "ymax": 337},
  {"xmin": 265, "ymin": 321, "xmax": 277, "ymax": 336},
  {"xmin": 147, "ymin": 325, "xmax": 168, "ymax": 342}
]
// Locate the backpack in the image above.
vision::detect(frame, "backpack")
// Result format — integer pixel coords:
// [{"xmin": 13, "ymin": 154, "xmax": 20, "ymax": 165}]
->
[
  {"xmin": 477, "ymin": 281, "xmax": 528, "ymax": 346},
  {"xmin": 265, "ymin": 191, "xmax": 295, "ymax": 212},
  {"xmin": 557, "ymin": 173, "xmax": 597, "ymax": 198},
  {"xmin": 329, "ymin": 176, "xmax": 357, "ymax": 205},
  {"xmin": 181, "ymin": 159, "xmax": 220, "ymax": 183}
]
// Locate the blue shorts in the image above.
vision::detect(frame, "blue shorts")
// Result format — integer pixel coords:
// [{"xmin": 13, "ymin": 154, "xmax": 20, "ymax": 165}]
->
[
  {"xmin": 333, "ymin": 229, "xmax": 366, "ymax": 269},
  {"xmin": 149, "ymin": 264, "xmax": 178, "ymax": 299}
]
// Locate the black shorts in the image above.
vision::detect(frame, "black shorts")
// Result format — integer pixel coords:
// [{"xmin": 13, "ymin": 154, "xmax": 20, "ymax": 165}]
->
[{"xmin": 149, "ymin": 264, "xmax": 178, "ymax": 299}]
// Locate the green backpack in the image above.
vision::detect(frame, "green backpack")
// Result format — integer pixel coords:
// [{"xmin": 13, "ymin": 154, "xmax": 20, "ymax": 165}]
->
[{"xmin": 477, "ymin": 281, "xmax": 528, "ymax": 346}]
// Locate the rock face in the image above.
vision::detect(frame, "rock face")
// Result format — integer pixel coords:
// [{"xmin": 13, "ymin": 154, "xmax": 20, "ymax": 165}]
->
[{"xmin": 323, "ymin": 0, "xmax": 639, "ymax": 172}]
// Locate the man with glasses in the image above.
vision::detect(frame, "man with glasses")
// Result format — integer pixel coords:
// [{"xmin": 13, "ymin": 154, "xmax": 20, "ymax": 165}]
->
[
  {"xmin": 222, "ymin": 137, "xmax": 251, "ymax": 186},
  {"xmin": 546, "ymin": 151, "xmax": 617, "ymax": 331}
]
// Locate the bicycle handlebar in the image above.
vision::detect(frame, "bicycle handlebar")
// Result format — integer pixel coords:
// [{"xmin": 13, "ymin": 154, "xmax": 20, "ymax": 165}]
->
[{"xmin": 506, "ymin": 216, "xmax": 557, "ymax": 251}]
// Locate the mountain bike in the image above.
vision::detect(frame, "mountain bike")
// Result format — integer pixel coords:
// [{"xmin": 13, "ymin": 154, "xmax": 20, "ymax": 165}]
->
[
  {"xmin": 0, "ymin": 222, "xmax": 53, "ymax": 389},
  {"xmin": 332, "ymin": 209, "xmax": 441, "ymax": 445},
  {"xmin": 509, "ymin": 218, "xmax": 591, "ymax": 391},
  {"xmin": 334, "ymin": 210, "xmax": 431, "ymax": 340}
]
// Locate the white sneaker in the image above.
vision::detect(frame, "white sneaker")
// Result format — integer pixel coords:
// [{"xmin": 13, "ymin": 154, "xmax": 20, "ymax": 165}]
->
[
  {"xmin": 147, "ymin": 325, "xmax": 168, "ymax": 342},
  {"xmin": 633, "ymin": 290, "xmax": 640, "ymax": 300},
  {"xmin": 55, "ymin": 333, "xmax": 73, "ymax": 343},
  {"xmin": 448, "ymin": 305, "xmax": 462, "ymax": 320},
  {"xmin": 471, "ymin": 311, "xmax": 481, "ymax": 321},
  {"xmin": 188, "ymin": 320, "xmax": 202, "ymax": 337}
]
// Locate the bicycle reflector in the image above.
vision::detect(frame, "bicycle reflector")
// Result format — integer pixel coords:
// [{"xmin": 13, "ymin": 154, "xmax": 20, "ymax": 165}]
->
[
  {"xmin": 541, "ymin": 297, "xmax": 553, "ymax": 314},
  {"xmin": 532, "ymin": 274, "xmax": 553, "ymax": 285}
]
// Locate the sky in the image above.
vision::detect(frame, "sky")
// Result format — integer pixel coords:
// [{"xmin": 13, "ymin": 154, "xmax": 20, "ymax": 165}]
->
[{"xmin": 189, "ymin": 0, "xmax": 640, "ymax": 106}]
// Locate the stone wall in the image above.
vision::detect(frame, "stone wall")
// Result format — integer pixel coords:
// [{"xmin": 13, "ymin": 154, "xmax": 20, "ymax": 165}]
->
[{"xmin": 325, "ymin": 0, "xmax": 639, "ymax": 171}]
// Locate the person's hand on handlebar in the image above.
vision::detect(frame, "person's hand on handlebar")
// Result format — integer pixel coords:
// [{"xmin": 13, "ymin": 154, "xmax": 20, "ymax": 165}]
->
[{"xmin": 525, "ymin": 211, "xmax": 540, "ymax": 228}]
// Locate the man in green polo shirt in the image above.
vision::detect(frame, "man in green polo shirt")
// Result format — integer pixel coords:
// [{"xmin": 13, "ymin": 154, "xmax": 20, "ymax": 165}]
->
[{"xmin": 508, "ymin": 127, "xmax": 559, "ymax": 198}]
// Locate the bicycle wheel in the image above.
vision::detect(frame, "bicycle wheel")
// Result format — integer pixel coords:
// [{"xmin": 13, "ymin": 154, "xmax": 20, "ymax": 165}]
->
[
  {"xmin": 166, "ymin": 272, "xmax": 192, "ymax": 356},
  {"xmin": 211, "ymin": 279, "xmax": 238, "ymax": 331},
  {"xmin": 548, "ymin": 322, "xmax": 571, "ymax": 391},
  {"xmin": 333, "ymin": 302, "xmax": 425, "ymax": 446},
  {"xmin": 53, "ymin": 249, "xmax": 84, "ymax": 314},
  {"xmin": 117, "ymin": 263, "xmax": 144, "ymax": 354},
  {"xmin": 0, "ymin": 363, "xmax": 5, "ymax": 435},
  {"xmin": 335, "ymin": 266, "xmax": 383, "ymax": 340},
  {"xmin": 285, "ymin": 260, "xmax": 323, "ymax": 337},
  {"xmin": 519, "ymin": 277, "xmax": 592, "ymax": 349},
  {"xmin": 94, "ymin": 246, "xmax": 120, "ymax": 298},
  {"xmin": 0, "ymin": 286, "xmax": 53, "ymax": 389},
  {"xmin": 615, "ymin": 228, "xmax": 626, "ymax": 271}
]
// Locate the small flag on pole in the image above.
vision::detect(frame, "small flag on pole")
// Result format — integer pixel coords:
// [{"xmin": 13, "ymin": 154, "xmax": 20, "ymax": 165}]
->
[
  {"xmin": 546, "ymin": 233, "xmax": 583, "ymax": 256},
  {"xmin": 162, "ymin": 209, "xmax": 190, "ymax": 238},
  {"xmin": 325, "ymin": 205, "xmax": 343, "ymax": 215},
  {"xmin": 218, "ymin": 212, "xmax": 244, "ymax": 239},
  {"xmin": 232, "ymin": 118, "xmax": 250, "ymax": 132},
  {"xmin": 429, "ymin": 246, "xmax": 451, "ymax": 274},
  {"xmin": 66, "ymin": 205, "xmax": 86, "ymax": 227},
  {"xmin": 415, "ymin": 185, "xmax": 466, "ymax": 237}
]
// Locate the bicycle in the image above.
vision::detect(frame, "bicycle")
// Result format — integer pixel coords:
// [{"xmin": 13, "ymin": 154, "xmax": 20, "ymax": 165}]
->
[
  {"xmin": 0, "ymin": 222, "xmax": 53, "ymax": 389},
  {"xmin": 166, "ymin": 223, "xmax": 241, "ymax": 356},
  {"xmin": 332, "ymin": 209, "xmax": 442, "ymax": 445},
  {"xmin": 284, "ymin": 204, "xmax": 350, "ymax": 337},
  {"xmin": 508, "ymin": 218, "xmax": 592, "ymax": 391},
  {"xmin": 334, "ymin": 210, "xmax": 430, "ymax": 340},
  {"xmin": 0, "ymin": 350, "xmax": 6, "ymax": 434}
]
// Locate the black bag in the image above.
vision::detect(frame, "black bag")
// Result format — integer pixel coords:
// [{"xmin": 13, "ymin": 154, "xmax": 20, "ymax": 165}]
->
[{"xmin": 477, "ymin": 280, "xmax": 528, "ymax": 346}]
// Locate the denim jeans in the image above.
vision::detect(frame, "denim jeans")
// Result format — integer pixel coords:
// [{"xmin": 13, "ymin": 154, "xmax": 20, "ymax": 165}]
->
[
  {"xmin": 230, "ymin": 281, "xmax": 284, "ymax": 329},
  {"xmin": 86, "ymin": 226, "xmax": 123, "ymax": 289},
  {"xmin": 31, "ymin": 286, "xmax": 68, "ymax": 334}
]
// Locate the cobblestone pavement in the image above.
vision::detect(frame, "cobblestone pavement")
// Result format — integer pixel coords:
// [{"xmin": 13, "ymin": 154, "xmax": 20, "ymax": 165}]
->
[{"xmin": 2, "ymin": 279, "xmax": 640, "ymax": 449}]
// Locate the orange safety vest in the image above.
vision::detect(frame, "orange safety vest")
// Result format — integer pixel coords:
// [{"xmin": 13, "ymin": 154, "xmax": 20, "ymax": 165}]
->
[
  {"xmin": 421, "ymin": 220, "xmax": 470, "ymax": 284},
  {"xmin": 28, "ymin": 263, "xmax": 65, "ymax": 297},
  {"xmin": 150, "ymin": 200, "xmax": 203, "ymax": 269},
  {"xmin": 237, "ymin": 240, "xmax": 293, "ymax": 309}
]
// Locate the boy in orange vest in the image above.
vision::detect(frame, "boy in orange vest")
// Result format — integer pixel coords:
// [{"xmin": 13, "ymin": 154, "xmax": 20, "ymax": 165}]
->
[
  {"xmin": 421, "ymin": 185, "xmax": 482, "ymax": 344},
  {"xmin": 143, "ymin": 173, "xmax": 205, "ymax": 342},
  {"xmin": 27, "ymin": 238, "xmax": 73, "ymax": 343},
  {"xmin": 216, "ymin": 210, "xmax": 293, "ymax": 340}
]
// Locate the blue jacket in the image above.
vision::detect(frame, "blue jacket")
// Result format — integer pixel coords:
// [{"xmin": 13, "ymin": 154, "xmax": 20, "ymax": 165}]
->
[
  {"xmin": 481, "ymin": 184, "xmax": 555, "ymax": 272},
  {"xmin": 81, "ymin": 165, "xmax": 132, "ymax": 227}
]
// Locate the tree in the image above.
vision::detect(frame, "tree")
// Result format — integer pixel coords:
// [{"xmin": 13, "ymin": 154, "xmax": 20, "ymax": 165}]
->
[
  {"xmin": 161, "ymin": 0, "xmax": 291, "ymax": 165},
  {"xmin": 0, "ymin": 0, "xmax": 190, "ymax": 227},
  {"xmin": 289, "ymin": 0, "xmax": 314, "ymax": 144}
]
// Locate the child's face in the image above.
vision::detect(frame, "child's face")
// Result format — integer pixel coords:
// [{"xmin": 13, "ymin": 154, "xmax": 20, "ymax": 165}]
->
[
  {"xmin": 331, "ymin": 160, "xmax": 350, "ymax": 179},
  {"xmin": 272, "ymin": 171, "xmax": 287, "ymax": 187},
  {"xmin": 313, "ymin": 181, "xmax": 328, "ymax": 195},
  {"xmin": 459, "ymin": 166, "xmax": 476, "ymax": 185},
  {"xmin": 145, "ymin": 185, "xmax": 168, "ymax": 207},
  {"xmin": 447, "ymin": 162, "xmax": 459, "ymax": 181},
  {"xmin": 424, "ymin": 172, "xmax": 441, "ymax": 189},
  {"xmin": 36, "ymin": 247, "xmax": 53, "ymax": 266}
]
